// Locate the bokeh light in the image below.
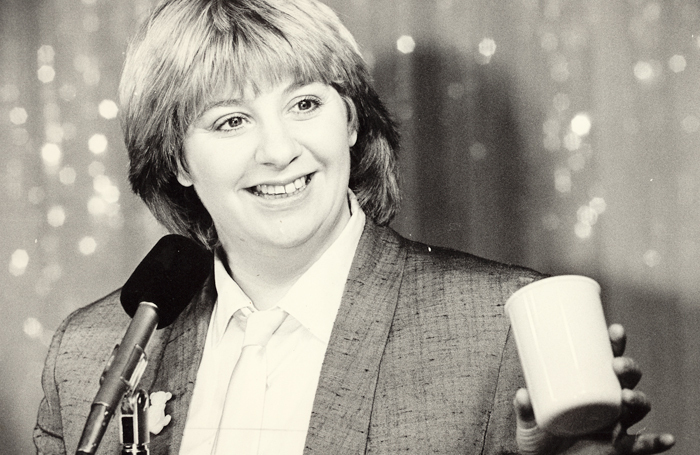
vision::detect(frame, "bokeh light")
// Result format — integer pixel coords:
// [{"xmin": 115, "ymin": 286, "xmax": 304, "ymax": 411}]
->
[
  {"xmin": 570, "ymin": 113, "xmax": 592, "ymax": 136},
  {"xmin": 23, "ymin": 317, "xmax": 44, "ymax": 339},
  {"xmin": 469, "ymin": 142, "xmax": 487, "ymax": 161},
  {"xmin": 478, "ymin": 38, "xmax": 497, "ymax": 57},
  {"xmin": 669, "ymin": 54, "xmax": 687, "ymax": 73},
  {"xmin": 9, "ymin": 249, "xmax": 29, "ymax": 276},
  {"xmin": 9, "ymin": 107, "xmax": 28, "ymax": 125},
  {"xmin": 45, "ymin": 123, "xmax": 64, "ymax": 143},
  {"xmin": 633, "ymin": 60, "xmax": 659, "ymax": 82},
  {"xmin": 93, "ymin": 175, "xmax": 120, "ymax": 203},
  {"xmin": 396, "ymin": 35, "xmax": 416, "ymax": 54},
  {"xmin": 681, "ymin": 115, "xmax": 700, "ymax": 133},
  {"xmin": 37, "ymin": 65, "xmax": 56, "ymax": 83},
  {"xmin": 88, "ymin": 133, "xmax": 108, "ymax": 154},
  {"xmin": 1, "ymin": 84, "xmax": 20, "ymax": 103},
  {"xmin": 47, "ymin": 206, "xmax": 66, "ymax": 228},
  {"xmin": 98, "ymin": 99, "xmax": 119, "ymax": 119},
  {"xmin": 88, "ymin": 196, "xmax": 107, "ymax": 216},
  {"xmin": 78, "ymin": 236, "xmax": 97, "ymax": 255},
  {"xmin": 58, "ymin": 166, "xmax": 77, "ymax": 185},
  {"xmin": 555, "ymin": 168, "xmax": 572, "ymax": 193},
  {"xmin": 643, "ymin": 249, "xmax": 661, "ymax": 268},
  {"xmin": 88, "ymin": 160, "xmax": 106, "ymax": 177},
  {"xmin": 41, "ymin": 143, "xmax": 62, "ymax": 167},
  {"xmin": 37, "ymin": 45, "xmax": 55, "ymax": 64}
]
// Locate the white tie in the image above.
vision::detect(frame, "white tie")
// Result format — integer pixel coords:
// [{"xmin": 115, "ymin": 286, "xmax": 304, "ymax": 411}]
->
[{"xmin": 211, "ymin": 307, "xmax": 287, "ymax": 455}]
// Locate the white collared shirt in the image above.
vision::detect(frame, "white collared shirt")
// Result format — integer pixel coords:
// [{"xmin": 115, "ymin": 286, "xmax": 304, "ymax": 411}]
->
[{"xmin": 179, "ymin": 192, "xmax": 366, "ymax": 455}]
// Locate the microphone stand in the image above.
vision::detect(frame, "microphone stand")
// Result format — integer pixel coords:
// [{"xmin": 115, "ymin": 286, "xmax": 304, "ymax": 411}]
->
[
  {"xmin": 119, "ymin": 389, "xmax": 150, "ymax": 455},
  {"xmin": 75, "ymin": 304, "xmax": 154, "ymax": 455}
]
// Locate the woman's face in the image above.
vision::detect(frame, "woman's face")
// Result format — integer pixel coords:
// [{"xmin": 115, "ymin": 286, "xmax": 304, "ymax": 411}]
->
[{"xmin": 178, "ymin": 81, "xmax": 357, "ymax": 256}]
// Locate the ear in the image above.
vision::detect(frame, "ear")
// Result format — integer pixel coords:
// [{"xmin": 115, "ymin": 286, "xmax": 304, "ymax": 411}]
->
[
  {"xmin": 344, "ymin": 98, "xmax": 358, "ymax": 147},
  {"xmin": 349, "ymin": 128, "xmax": 358, "ymax": 147},
  {"xmin": 176, "ymin": 165, "xmax": 194, "ymax": 187}
]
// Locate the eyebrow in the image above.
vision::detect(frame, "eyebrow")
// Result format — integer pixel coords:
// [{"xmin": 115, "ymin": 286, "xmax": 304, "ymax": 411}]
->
[{"xmin": 199, "ymin": 81, "xmax": 321, "ymax": 113}]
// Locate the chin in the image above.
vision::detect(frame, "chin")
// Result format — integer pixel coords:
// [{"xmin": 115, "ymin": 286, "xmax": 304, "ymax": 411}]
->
[{"xmin": 253, "ymin": 224, "xmax": 314, "ymax": 249}]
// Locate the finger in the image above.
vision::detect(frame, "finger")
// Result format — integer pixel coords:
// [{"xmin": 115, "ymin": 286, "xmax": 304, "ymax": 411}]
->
[
  {"xmin": 513, "ymin": 388, "xmax": 564, "ymax": 455},
  {"xmin": 614, "ymin": 432, "xmax": 675, "ymax": 454},
  {"xmin": 513, "ymin": 388, "xmax": 537, "ymax": 430},
  {"xmin": 609, "ymin": 323, "xmax": 626, "ymax": 357},
  {"xmin": 613, "ymin": 356, "xmax": 643, "ymax": 389},
  {"xmin": 619, "ymin": 389, "xmax": 651, "ymax": 429}
]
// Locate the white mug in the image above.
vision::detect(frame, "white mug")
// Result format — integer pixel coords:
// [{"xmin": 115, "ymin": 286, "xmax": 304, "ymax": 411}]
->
[{"xmin": 506, "ymin": 275, "xmax": 621, "ymax": 436}]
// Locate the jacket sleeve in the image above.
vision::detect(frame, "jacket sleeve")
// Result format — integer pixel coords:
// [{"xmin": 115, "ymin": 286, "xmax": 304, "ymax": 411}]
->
[
  {"xmin": 482, "ymin": 326, "xmax": 523, "ymax": 455},
  {"xmin": 34, "ymin": 316, "xmax": 71, "ymax": 455}
]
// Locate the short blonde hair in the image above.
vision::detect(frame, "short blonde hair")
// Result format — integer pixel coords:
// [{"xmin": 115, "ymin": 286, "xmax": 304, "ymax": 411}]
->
[{"xmin": 120, "ymin": 0, "xmax": 400, "ymax": 249}]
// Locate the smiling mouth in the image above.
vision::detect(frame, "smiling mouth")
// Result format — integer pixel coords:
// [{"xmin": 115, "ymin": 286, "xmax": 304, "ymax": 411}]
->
[{"xmin": 249, "ymin": 174, "xmax": 312, "ymax": 198}]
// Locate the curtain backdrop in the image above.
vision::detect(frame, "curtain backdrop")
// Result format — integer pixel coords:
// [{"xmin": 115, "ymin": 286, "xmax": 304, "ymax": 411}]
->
[{"xmin": 1, "ymin": 0, "xmax": 698, "ymax": 453}]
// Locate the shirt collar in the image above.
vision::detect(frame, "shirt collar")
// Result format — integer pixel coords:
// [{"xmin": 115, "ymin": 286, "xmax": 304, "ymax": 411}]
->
[
  {"xmin": 210, "ymin": 252, "xmax": 254, "ymax": 346},
  {"xmin": 278, "ymin": 191, "xmax": 365, "ymax": 343},
  {"xmin": 210, "ymin": 190, "xmax": 366, "ymax": 346}
]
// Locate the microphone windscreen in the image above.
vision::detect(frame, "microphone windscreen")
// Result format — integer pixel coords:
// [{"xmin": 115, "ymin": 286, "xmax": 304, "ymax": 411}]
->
[{"xmin": 120, "ymin": 234, "xmax": 212, "ymax": 328}]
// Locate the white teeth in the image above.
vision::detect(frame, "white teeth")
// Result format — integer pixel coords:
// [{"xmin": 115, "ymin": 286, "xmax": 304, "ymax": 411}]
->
[{"xmin": 254, "ymin": 176, "xmax": 308, "ymax": 196}]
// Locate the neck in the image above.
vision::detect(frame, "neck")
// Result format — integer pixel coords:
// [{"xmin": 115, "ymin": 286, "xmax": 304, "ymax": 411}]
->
[
  {"xmin": 224, "ymin": 246, "xmax": 317, "ymax": 311},
  {"xmin": 219, "ymin": 210, "xmax": 351, "ymax": 311}
]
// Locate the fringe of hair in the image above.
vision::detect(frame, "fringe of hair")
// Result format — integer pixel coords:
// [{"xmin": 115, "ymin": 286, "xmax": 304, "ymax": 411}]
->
[{"xmin": 120, "ymin": 0, "xmax": 401, "ymax": 249}]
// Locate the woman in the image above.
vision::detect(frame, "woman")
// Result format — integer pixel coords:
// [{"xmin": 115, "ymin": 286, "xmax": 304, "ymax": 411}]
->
[{"xmin": 35, "ymin": 0, "xmax": 674, "ymax": 454}]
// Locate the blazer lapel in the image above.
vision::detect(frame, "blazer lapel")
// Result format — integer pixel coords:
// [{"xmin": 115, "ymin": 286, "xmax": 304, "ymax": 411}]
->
[
  {"xmin": 140, "ymin": 223, "xmax": 405, "ymax": 454},
  {"xmin": 149, "ymin": 273, "xmax": 216, "ymax": 455},
  {"xmin": 305, "ymin": 222, "xmax": 406, "ymax": 454}
]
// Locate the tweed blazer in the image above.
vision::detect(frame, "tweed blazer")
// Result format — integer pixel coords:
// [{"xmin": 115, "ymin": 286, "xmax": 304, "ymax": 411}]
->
[{"xmin": 35, "ymin": 221, "xmax": 543, "ymax": 454}]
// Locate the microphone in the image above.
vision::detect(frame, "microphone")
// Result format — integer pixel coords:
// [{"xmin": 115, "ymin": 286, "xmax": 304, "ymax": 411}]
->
[{"xmin": 76, "ymin": 234, "xmax": 212, "ymax": 455}]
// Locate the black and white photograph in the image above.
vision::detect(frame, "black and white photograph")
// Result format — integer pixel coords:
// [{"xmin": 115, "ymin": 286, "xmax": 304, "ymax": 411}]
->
[{"xmin": 0, "ymin": 0, "xmax": 698, "ymax": 454}]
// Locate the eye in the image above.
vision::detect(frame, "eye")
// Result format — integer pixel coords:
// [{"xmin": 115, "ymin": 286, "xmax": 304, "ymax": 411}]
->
[
  {"xmin": 216, "ymin": 114, "xmax": 247, "ymax": 131},
  {"xmin": 293, "ymin": 97, "xmax": 321, "ymax": 113}
]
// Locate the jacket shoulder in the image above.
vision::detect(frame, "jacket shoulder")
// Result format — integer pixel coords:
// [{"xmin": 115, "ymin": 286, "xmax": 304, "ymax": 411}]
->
[
  {"xmin": 391, "ymin": 228, "xmax": 546, "ymax": 296},
  {"xmin": 365, "ymin": 226, "xmax": 537, "ymax": 453},
  {"xmin": 52, "ymin": 290, "xmax": 131, "ymax": 452},
  {"xmin": 57, "ymin": 290, "xmax": 132, "ymax": 363},
  {"xmin": 62, "ymin": 289, "xmax": 129, "ymax": 332}
]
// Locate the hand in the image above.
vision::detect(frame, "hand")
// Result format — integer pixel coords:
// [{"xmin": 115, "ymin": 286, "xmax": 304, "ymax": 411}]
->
[{"xmin": 513, "ymin": 324, "xmax": 675, "ymax": 455}]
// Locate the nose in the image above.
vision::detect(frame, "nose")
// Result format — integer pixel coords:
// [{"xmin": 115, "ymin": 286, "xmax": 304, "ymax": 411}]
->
[{"xmin": 254, "ymin": 121, "xmax": 301, "ymax": 168}]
